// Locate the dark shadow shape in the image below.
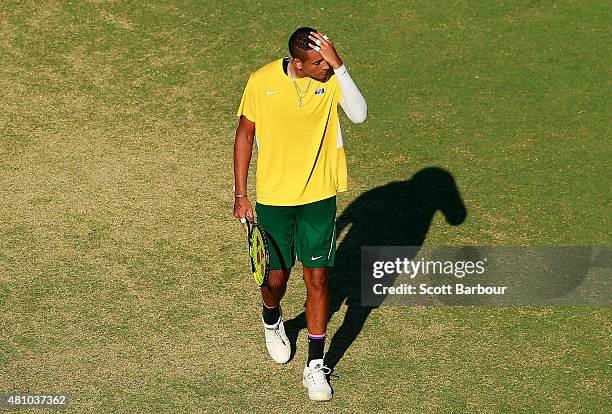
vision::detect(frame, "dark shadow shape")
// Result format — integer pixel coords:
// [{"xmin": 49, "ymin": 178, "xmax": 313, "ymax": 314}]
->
[{"xmin": 284, "ymin": 167, "xmax": 467, "ymax": 369}]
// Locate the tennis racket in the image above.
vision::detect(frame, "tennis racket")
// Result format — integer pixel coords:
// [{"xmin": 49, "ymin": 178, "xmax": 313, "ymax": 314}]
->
[{"xmin": 246, "ymin": 215, "xmax": 270, "ymax": 287}]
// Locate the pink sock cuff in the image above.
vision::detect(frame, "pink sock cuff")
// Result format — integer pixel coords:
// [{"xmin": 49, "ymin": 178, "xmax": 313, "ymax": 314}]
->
[
  {"xmin": 307, "ymin": 333, "xmax": 326, "ymax": 340},
  {"xmin": 262, "ymin": 301, "xmax": 279, "ymax": 309}
]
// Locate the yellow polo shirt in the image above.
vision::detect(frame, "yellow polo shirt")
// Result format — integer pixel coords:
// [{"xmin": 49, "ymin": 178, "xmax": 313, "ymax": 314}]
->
[{"xmin": 237, "ymin": 58, "xmax": 347, "ymax": 206}]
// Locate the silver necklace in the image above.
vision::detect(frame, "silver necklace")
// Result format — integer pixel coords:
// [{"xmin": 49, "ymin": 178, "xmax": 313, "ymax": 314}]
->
[{"xmin": 288, "ymin": 63, "xmax": 312, "ymax": 109}]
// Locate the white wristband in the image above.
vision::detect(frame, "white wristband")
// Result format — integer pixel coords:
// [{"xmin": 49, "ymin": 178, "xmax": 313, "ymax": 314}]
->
[{"xmin": 334, "ymin": 64, "xmax": 348, "ymax": 76}]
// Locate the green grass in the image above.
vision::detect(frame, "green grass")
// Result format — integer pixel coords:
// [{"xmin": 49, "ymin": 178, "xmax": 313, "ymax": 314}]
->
[{"xmin": 0, "ymin": 0, "xmax": 610, "ymax": 412}]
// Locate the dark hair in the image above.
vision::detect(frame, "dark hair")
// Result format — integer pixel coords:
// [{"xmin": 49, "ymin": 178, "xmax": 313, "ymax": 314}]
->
[{"xmin": 288, "ymin": 27, "xmax": 316, "ymax": 61}]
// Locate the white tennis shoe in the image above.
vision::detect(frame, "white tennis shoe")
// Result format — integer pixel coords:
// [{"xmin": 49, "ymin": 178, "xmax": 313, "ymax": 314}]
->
[
  {"xmin": 303, "ymin": 359, "xmax": 332, "ymax": 401},
  {"xmin": 262, "ymin": 309, "xmax": 291, "ymax": 364}
]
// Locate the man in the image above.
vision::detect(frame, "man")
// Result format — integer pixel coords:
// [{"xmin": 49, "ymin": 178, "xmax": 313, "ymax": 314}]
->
[{"xmin": 233, "ymin": 27, "xmax": 367, "ymax": 401}]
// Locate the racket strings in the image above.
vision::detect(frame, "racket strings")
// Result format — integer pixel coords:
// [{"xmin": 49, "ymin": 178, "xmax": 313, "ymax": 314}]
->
[{"xmin": 250, "ymin": 228, "xmax": 268, "ymax": 286}]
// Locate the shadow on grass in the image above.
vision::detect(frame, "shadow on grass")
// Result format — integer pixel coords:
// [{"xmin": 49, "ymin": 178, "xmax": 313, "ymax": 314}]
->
[{"xmin": 284, "ymin": 167, "xmax": 467, "ymax": 369}]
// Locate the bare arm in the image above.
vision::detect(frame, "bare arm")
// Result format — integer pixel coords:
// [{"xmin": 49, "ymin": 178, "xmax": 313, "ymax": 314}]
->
[{"xmin": 233, "ymin": 115, "xmax": 256, "ymax": 229}]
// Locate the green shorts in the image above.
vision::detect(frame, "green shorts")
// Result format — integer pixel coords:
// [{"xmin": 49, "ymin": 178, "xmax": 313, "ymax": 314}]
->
[{"xmin": 256, "ymin": 196, "xmax": 337, "ymax": 270}]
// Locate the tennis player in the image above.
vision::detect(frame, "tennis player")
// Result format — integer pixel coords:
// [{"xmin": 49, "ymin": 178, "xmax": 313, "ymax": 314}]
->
[{"xmin": 233, "ymin": 27, "xmax": 367, "ymax": 401}]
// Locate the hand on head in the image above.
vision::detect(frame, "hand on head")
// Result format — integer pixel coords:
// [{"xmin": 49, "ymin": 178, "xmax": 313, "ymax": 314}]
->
[{"xmin": 307, "ymin": 31, "xmax": 343, "ymax": 69}]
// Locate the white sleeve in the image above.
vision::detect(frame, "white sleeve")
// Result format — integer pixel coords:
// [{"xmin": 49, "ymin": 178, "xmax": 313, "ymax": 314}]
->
[{"xmin": 335, "ymin": 64, "xmax": 367, "ymax": 124}]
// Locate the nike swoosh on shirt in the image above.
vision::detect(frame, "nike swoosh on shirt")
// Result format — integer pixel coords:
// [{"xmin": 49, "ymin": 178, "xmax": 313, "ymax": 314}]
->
[
  {"xmin": 311, "ymin": 255, "xmax": 323, "ymax": 261},
  {"xmin": 266, "ymin": 90, "xmax": 280, "ymax": 95}
]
